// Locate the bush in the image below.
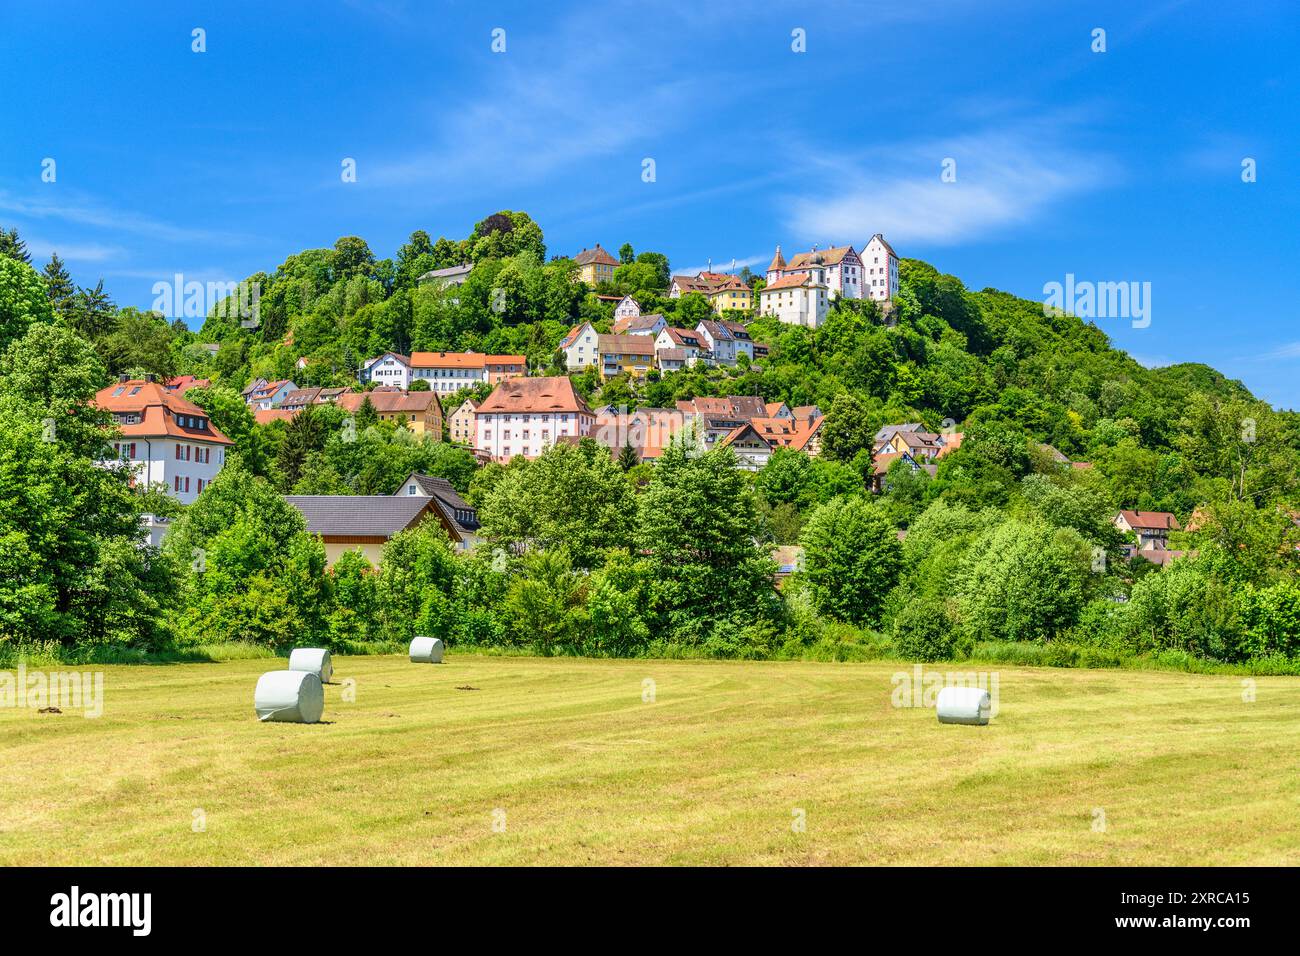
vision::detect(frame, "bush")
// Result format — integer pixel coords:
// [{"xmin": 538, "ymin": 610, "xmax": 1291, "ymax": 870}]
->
[{"xmin": 891, "ymin": 596, "xmax": 958, "ymax": 662}]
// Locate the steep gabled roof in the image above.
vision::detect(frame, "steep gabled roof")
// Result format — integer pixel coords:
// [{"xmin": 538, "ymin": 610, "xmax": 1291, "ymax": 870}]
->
[
  {"xmin": 659, "ymin": 326, "xmax": 703, "ymax": 349},
  {"xmin": 559, "ymin": 322, "xmax": 595, "ymax": 350},
  {"xmin": 866, "ymin": 233, "xmax": 898, "ymax": 258},
  {"xmin": 337, "ymin": 390, "xmax": 439, "ymax": 415},
  {"xmin": 760, "ymin": 273, "xmax": 818, "ymax": 292},
  {"xmin": 612, "ymin": 312, "xmax": 666, "ymax": 335},
  {"xmin": 394, "ymin": 472, "xmax": 480, "ymax": 537},
  {"xmin": 786, "ymin": 245, "xmax": 857, "ymax": 269}
]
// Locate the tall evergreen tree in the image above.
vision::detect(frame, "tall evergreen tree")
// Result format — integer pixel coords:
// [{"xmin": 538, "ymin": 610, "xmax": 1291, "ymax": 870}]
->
[
  {"xmin": 0, "ymin": 226, "xmax": 31, "ymax": 264},
  {"xmin": 70, "ymin": 280, "xmax": 117, "ymax": 340},
  {"xmin": 42, "ymin": 253, "xmax": 76, "ymax": 318}
]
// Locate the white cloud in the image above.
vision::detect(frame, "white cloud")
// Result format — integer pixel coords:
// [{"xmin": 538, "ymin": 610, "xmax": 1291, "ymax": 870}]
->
[
  {"xmin": 0, "ymin": 188, "xmax": 247, "ymax": 245},
  {"xmin": 24, "ymin": 238, "xmax": 122, "ymax": 263},
  {"xmin": 1260, "ymin": 341, "xmax": 1300, "ymax": 360},
  {"xmin": 366, "ymin": 12, "xmax": 727, "ymax": 194},
  {"xmin": 784, "ymin": 124, "xmax": 1120, "ymax": 247}
]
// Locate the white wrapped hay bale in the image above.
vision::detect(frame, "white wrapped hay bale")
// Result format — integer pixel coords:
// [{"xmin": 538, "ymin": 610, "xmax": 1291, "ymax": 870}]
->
[
  {"xmin": 288, "ymin": 647, "xmax": 333, "ymax": 684},
  {"xmin": 254, "ymin": 671, "xmax": 324, "ymax": 724},
  {"xmin": 936, "ymin": 686, "xmax": 991, "ymax": 725},
  {"xmin": 409, "ymin": 636, "xmax": 445, "ymax": 664}
]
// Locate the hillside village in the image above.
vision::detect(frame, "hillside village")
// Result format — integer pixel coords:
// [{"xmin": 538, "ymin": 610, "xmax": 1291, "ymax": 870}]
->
[
  {"xmin": 93, "ymin": 234, "xmax": 1229, "ymax": 574},
  {"xmin": 1, "ymin": 214, "xmax": 1298, "ymax": 667}
]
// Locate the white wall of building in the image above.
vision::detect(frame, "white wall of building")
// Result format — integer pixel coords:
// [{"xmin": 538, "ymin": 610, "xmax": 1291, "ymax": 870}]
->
[
  {"xmin": 367, "ymin": 355, "xmax": 411, "ymax": 389},
  {"xmin": 107, "ymin": 437, "xmax": 228, "ymax": 505},
  {"xmin": 562, "ymin": 324, "xmax": 600, "ymax": 370},
  {"xmin": 476, "ymin": 411, "xmax": 593, "ymax": 462}
]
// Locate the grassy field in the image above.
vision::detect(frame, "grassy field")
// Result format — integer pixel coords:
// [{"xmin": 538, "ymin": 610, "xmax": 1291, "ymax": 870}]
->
[{"xmin": 1, "ymin": 654, "xmax": 1296, "ymax": 865}]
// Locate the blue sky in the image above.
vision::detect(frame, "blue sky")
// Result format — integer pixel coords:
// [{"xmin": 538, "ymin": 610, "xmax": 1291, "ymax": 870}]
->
[{"xmin": 2, "ymin": 0, "xmax": 1298, "ymax": 407}]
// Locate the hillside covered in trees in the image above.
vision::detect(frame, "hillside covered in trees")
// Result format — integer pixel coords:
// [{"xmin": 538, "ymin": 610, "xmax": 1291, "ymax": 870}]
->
[{"xmin": 0, "ymin": 213, "xmax": 1297, "ymax": 670}]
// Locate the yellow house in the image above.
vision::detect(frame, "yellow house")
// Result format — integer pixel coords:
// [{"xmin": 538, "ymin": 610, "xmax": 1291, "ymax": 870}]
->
[
  {"xmin": 573, "ymin": 243, "xmax": 620, "ymax": 286},
  {"xmin": 597, "ymin": 334, "xmax": 655, "ymax": 380},
  {"xmin": 338, "ymin": 390, "xmax": 443, "ymax": 438},
  {"xmin": 449, "ymin": 397, "xmax": 479, "ymax": 446},
  {"xmin": 709, "ymin": 281, "xmax": 753, "ymax": 314}
]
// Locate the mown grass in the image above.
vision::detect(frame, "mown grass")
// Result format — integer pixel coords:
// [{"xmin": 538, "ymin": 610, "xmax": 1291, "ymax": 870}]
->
[{"xmin": 0, "ymin": 654, "xmax": 1295, "ymax": 865}]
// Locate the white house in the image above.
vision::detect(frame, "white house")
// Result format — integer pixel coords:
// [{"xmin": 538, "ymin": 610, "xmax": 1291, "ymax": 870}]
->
[
  {"xmin": 612, "ymin": 312, "xmax": 667, "ymax": 336},
  {"xmin": 408, "ymin": 352, "xmax": 527, "ymax": 394},
  {"xmin": 95, "ymin": 378, "xmax": 234, "ymax": 537},
  {"xmin": 695, "ymin": 320, "xmax": 739, "ymax": 364},
  {"xmin": 395, "ymin": 472, "xmax": 483, "ymax": 551},
  {"xmin": 654, "ymin": 326, "xmax": 705, "ymax": 367},
  {"xmin": 613, "ymin": 295, "xmax": 641, "ymax": 320},
  {"xmin": 862, "ymin": 234, "xmax": 899, "ymax": 301},
  {"xmin": 558, "ymin": 321, "xmax": 600, "ymax": 370},
  {"xmin": 361, "ymin": 352, "xmax": 412, "ymax": 389},
  {"xmin": 475, "ymin": 377, "xmax": 595, "ymax": 463},
  {"xmin": 242, "ymin": 378, "xmax": 298, "ymax": 410},
  {"xmin": 758, "ymin": 271, "xmax": 830, "ymax": 328},
  {"xmin": 767, "ymin": 245, "xmax": 866, "ymax": 300},
  {"xmin": 417, "ymin": 263, "xmax": 473, "ymax": 287},
  {"xmin": 722, "ymin": 320, "xmax": 754, "ymax": 362}
]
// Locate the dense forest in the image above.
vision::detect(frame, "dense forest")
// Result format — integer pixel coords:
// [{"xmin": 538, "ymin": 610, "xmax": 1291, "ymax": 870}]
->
[{"xmin": 0, "ymin": 213, "xmax": 1297, "ymax": 671}]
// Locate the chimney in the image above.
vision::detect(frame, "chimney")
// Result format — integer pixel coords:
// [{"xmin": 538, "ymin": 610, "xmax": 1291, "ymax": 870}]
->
[
  {"xmin": 118, "ymin": 374, "xmax": 129, "ymax": 383},
  {"xmin": 144, "ymin": 373, "xmax": 157, "ymax": 383}
]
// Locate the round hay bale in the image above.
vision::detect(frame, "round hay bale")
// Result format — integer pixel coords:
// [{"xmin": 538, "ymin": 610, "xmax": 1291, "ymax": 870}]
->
[
  {"xmin": 936, "ymin": 686, "xmax": 991, "ymax": 725},
  {"xmin": 288, "ymin": 647, "xmax": 333, "ymax": 684},
  {"xmin": 409, "ymin": 636, "xmax": 445, "ymax": 664},
  {"xmin": 254, "ymin": 671, "xmax": 324, "ymax": 724}
]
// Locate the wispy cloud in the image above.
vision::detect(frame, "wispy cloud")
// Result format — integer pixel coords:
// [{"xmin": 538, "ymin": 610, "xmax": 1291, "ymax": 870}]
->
[
  {"xmin": 783, "ymin": 119, "xmax": 1121, "ymax": 246},
  {"xmin": 1259, "ymin": 341, "xmax": 1300, "ymax": 360},
  {"xmin": 24, "ymin": 237, "xmax": 122, "ymax": 263},
  {"xmin": 366, "ymin": 12, "xmax": 730, "ymax": 195},
  {"xmin": 0, "ymin": 188, "xmax": 249, "ymax": 245}
]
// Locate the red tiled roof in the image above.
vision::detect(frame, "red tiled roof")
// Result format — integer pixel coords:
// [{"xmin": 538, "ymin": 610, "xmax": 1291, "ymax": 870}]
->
[
  {"xmin": 409, "ymin": 351, "xmax": 524, "ymax": 369},
  {"xmin": 1118, "ymin": 510, "xmax": 1181, "ymax": 531},
  {"xmin": 95, "ymin": 380, "xmax": 233, "ymax": 445},
  {"xmin": 761, "ymin": 273, "xmax": 816, "ymax": 292},
  {"xmin": 478, "ymin": 376, "xmax": 593, "ymax": 416}
]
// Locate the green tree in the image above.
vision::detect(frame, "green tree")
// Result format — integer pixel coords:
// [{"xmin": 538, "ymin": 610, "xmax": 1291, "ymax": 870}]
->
[
  {"xmin": 374, "ymin": 522, "xmax": 458, "ymax": 643},
  {"xmin": 42, "ymin": 254, "xmax": 76, "ymax": 318},
  {"xmin": 0, "ymin": 256, "xmax": 54, "ymax": 351},
  {"xmin": 0, "ymin": 227, "xmax": 30, "ymax": 264},
  {"xmin": 819, "ymin": 392, "xmax": 875, "ymax": 462},
  {"xmin": 480, "ymin": 438, "xmax": 636, "ymax": 569},
  {"xmin": 635, "ymin": 441, "xmax": 776, "ymax": 636},
  {"xmin": 167, "ymin": 464, "xmax": 331, "ymax": 648},
  {"xmin": 958, "ymin": 519, "xmax": 1091, "ymax": 644},
  {"xmin": 503, "ymin": 549, "xmax": 587, "ymax": 654},
  {"xmin": 799, "ymin": 495, "xmax": 902, "ymax": 626}
]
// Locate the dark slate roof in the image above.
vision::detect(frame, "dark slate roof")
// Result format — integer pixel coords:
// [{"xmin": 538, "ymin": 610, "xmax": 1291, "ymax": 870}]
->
[
  {"xmin": 397, "ymin": 473, "xmax": 480, "ymax": 535},
  {"xmin": 285, "ymin": 495, "xmax": 436, "ymax": 537}
]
